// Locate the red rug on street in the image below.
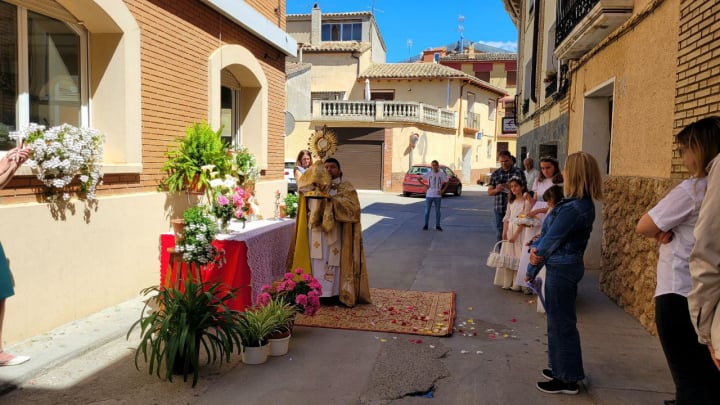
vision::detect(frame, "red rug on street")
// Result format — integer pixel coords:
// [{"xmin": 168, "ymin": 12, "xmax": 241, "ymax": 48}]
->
[{"xmin": 294, "ymin": 288, "xmax": 455, "ymax": 336}]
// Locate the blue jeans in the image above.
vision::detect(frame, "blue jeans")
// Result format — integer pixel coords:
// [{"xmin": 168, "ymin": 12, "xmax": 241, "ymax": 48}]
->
[
  {"xmin": 494, "ymin": 210, "xmax": 504, "ymax": 241},
  {"xmin": 544, "ymin": 262, "xmax": 585, "ymax": 382},
  {"xmin": 424, "ymin": 197, "xmax": 442, "ymax": 227}
]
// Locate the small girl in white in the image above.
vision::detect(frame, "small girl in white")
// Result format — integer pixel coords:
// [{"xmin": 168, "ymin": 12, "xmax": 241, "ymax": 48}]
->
[{"xmin": 494, "ymin": 177, "xmax": 529, "ymax": 289}]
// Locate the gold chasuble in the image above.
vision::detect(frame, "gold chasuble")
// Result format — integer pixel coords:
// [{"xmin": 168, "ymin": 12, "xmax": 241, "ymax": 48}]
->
[{"xmin": 287, "ymin": 161, "xmax": 371, "ymax": 307}]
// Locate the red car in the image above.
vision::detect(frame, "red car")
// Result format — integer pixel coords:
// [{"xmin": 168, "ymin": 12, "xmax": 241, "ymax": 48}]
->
[{"xmin": 402, "ymin": 164, "xmax": 462, "ymax": 197}]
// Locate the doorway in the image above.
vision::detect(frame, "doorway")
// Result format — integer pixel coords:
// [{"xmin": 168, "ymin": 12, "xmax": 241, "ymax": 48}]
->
[{"xmin": 581, "ymin": 80, "xmax": 614, "ymax": 270}]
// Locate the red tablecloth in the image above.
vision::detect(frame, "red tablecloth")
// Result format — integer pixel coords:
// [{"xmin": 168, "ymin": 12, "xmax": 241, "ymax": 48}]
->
[{"xmin": 159, "ymin": 219, "xmax": 295, "ymax": 312}]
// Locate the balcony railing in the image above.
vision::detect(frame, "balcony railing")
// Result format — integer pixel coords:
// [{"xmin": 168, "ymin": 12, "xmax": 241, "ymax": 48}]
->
[
  {"xmin": 464, "ymin": 112, "xmax": 482, "ymax": 131},
  {"xmin": 555, "ymin": 0, "xmax": 633, "ymax": 60},
  {"xmin": 312, "ymin": 100, "xmax": 456, "ymax": 129}
]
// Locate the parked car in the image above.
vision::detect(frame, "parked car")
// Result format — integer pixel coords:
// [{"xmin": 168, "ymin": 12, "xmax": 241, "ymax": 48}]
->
[
  {"xmin": 285, "ymin": 161, "xmax": 297, "ymax": 193},
  {"xmin": 402, "ymin": 164, "xmax": 462, "ymax": 197}
]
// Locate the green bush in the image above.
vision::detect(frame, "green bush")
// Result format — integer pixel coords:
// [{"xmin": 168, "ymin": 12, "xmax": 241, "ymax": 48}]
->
[{"xmin": 284, "ymin": 192, "xmax": 299, "ymax": 218}]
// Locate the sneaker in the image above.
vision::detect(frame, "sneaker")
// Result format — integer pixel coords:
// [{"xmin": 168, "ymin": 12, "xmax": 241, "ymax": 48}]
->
[
  {"xmin": 541, "ymin": 369, "xmax": 553, "ymax": 380},
  {"xmin": 422, "ymin": 225, "xmax": 428, "ymax": 231},
  {"xmin": 436, "ymin": 226, "xmax": 443, "ymax": 231},
  {"xmin": 536, "ymin": 379, "xmax": 579, "ymax": 395}
]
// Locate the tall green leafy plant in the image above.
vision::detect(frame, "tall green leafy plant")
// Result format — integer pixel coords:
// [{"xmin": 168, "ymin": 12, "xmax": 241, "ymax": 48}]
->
[
  {"xmin": 127, "ymin": 279, "xmax": 243, "ymax": 387},
  {"xmin": 161, "ymin": 122, "xmax": 230, "ymax": 193}
]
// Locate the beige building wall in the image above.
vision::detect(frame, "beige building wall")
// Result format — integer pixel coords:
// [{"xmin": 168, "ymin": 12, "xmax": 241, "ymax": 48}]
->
[
  {"xmin": 304, "ymin": 53, "xmax": 359, "ymax": 96},
  {"xmin": 566, "ymin": 4, "xmax": 678, "ymax": 177},
  {"xmin": 565, "ymin": 0, "xmax": 679, "ymax": 332}
]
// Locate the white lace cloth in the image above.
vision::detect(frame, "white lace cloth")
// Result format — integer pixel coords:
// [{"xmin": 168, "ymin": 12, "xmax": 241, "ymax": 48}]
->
[{"xmin": 216, "ymin": 219, "xmax": 295, "ymax": 305}]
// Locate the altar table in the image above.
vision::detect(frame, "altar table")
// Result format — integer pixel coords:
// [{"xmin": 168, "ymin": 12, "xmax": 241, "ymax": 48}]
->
[{"xmin": 159, "ymin": 219, "xmax": 295, "ymax": 311}]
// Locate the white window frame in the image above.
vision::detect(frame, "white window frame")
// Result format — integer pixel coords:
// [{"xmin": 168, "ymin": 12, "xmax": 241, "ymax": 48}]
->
[{"xmin": 10, "ymin": 6, "xmax": 89, "ymax": 140}]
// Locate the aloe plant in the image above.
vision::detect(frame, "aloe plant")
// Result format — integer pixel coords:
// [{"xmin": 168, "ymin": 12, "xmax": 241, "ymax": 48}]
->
[
  {"xmin": 160, "ymin": 122, "xmax": 231, "ymax": 193},
  {"xmin": 127, "ymin": 279, "xmax": 242, "ymax": 387}
]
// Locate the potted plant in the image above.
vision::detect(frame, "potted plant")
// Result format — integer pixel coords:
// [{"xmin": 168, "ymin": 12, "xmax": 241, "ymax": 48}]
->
[
  {"xmin": 175, "ymin": 206, "xmax": 222, "ymax": 266},
  {"xmin": 236, "ymin": 304, "xmax": 281, "ymax": 364},
  {"xmin": 543, "ymin": 70, "xmax": 557, "ymax": 83},
  {"xmin": 208, "ymin": 172, "xmax": 251, "ymax": 232},
  {"xmin": 161, "ymin": 122, "xmax": 231, "ymax": 194},
  {"xmin": 127, "ymin": 279, "xmax": 243, "ymax": 387},
  {"xmin": 229, "ymin": 145, "xmax": 260, "ymax": 189},
  {"xmin": 256, "ymin": 268, "xmax": 322, "ymax": 316},
  {"xmin": 11, "ymin": 123, "xmax": 104, "ymax": 201},
  {"xmin": 283, "ymin": 192, "xmax": 299, "ymax": 218},
  {"xmin": 260, "ymin": 296, "xmax": 297, "ymax": 356}
]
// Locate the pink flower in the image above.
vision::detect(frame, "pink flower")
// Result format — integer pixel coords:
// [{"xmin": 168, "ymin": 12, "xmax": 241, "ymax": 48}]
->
[
  {"xmin": 217, "ymin": 195, "xmax": 229, "ymax": 206},
  {"xmin": 255, "ymin": 292, "xmax": 271, "ymax": 306},
  {"xmin": 284, "ymin": 280, "xmax": 296, "ymax": 291},
  {"xmin": 295, "ymin": 294, "xmax": 308, "ymax": 307},
  {"xmin": 309, "ymin": 280, "xmax": 322, "ymax": 290},
  {"xmin": 283, "ymin": 272, "xmax": 294, "ymax": 280},
  {"xmin": 301, "ymin": 273, "xmax": 312, "ymax": 282},
  {"xmin": 232, "ymin": 193, "xmax": 244, "ymax": 207},
  {"xmin": 260, "ymin": 284, "xmax": 272, "ymax": 293},
  {"xmin": 294, "ymin": 267, "xmax": 304, "ymax": 275}
]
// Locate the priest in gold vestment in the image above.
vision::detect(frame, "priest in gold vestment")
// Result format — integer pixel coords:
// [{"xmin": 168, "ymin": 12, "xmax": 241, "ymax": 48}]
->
[{"xmin": 287, "ymin": 158, "xmax": 371, "ymax": 307}]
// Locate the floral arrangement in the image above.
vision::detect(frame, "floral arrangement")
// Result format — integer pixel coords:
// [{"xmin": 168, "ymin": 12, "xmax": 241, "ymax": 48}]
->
[
  {"xmin": 208, "ymin": 172, "xmax": 250, "ymax": 231},
  {"xmin": 175, "ymin": 206, "xmax": 224, "ymax": 267},
  {"xmin": 284, "ymin": 192, "xmax": 299, "ymax": 218},
  {"xmin": 256, "ymin": 268, "xmax": 322, "ymax": 316},
  {"xmin": 11, "ymin": 123, "xmax": 104, "ymax": 201},
  {"xmin": 230, "ymin": 145, "xmax": 260, "ymax": 188},
  {"xmin": 512, "ymin": 214, "xmax": 538, "ymax": 227}
]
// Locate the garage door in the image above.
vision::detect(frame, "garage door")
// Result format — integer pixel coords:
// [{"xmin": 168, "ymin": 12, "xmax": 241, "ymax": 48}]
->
[{"xmin": 333, "ymin": 142, "xmax": 382, "ymax": 190}]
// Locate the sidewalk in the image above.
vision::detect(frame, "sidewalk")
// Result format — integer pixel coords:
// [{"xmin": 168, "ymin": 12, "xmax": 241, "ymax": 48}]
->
[{"xmin": 0, "ymin": 189, "xmax": 673, "ymax": 404}]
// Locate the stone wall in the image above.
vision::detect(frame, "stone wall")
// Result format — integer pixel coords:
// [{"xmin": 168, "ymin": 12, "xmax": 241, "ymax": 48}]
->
[{"xmin": 600, "ymin": 175, "xmax": 677, "ymax": 333}]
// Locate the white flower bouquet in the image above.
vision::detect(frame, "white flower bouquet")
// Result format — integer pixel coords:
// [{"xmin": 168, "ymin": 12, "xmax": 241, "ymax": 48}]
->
[
  {"xmin": 11, "ymin": 123, "xmax": 104, "ymax": 201},
  {"xmin": 512, "ymin": 214, "xmax": 539, "ymax": 227}
]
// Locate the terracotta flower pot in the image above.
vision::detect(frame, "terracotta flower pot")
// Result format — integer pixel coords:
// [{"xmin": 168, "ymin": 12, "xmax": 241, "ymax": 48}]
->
[{"xmin": 171, "ymin": 219, "xmax": 186, "ymax": 244}]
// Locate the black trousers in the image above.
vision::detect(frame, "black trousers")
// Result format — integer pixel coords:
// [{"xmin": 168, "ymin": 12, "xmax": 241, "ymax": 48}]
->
[{"xmin": 655, "ymin": 293, "xmax": 720, "ymax": 405}]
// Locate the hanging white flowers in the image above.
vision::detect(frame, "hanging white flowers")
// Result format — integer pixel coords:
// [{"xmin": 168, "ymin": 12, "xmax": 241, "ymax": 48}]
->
[{"xmin": 10, "ymin": 123, "xmax": 105, "ymax": 201}]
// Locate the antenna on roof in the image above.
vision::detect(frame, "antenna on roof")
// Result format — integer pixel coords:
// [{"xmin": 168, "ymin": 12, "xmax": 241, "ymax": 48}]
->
[
  {"xmin": 369, "ymin": 0, "xmax": 383, "ymax": 14},
  {"xmin": 457, "ymin": 15, "xmax": 465, "ymax": 53},
  {"xmin": 407, "ymin": 39, "xmax": 413, "ymax": 58}
]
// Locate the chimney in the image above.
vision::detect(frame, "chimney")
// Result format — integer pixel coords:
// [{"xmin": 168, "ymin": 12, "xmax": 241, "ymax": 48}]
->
[
  {"xmin": 468, "ymin": 43, "xmax": 475, "ymax": 57},
  {"xmin": 311, "ymin": 4, "xmax": 321, "ymax": 46}
]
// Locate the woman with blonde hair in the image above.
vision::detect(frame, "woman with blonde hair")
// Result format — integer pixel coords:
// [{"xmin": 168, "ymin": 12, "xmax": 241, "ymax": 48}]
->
[
  {"xmin": 637, "ymin": 116, "xmax": 720, "ymax": 404},
  {"xmin": 526, "ymin": 151, "xmax": 603, "ymax": 395}
]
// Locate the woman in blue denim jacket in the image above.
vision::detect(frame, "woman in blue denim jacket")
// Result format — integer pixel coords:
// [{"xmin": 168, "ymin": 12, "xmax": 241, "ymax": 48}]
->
[{"xmin": 526, "ymin": 151, "xmax": 604, "ymax": 395}]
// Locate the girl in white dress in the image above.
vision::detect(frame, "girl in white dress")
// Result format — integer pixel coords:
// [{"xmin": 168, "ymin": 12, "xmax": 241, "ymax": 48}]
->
[{"xmin": 494, "ymin": 177, "xmax": 530, "ymax": 289}]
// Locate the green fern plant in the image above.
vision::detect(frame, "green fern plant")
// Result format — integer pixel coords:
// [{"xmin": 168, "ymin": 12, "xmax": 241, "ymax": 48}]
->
[
  {"xmin": 127, "ymin": 279, "xmax": 242, "ymax": 387},
  {"xmin": 161, "ymin": 122, "xmax": 231, "ymax": 193}
]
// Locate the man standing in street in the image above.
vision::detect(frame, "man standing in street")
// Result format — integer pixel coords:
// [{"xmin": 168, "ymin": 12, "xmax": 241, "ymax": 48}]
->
[
  {"xmin": 524, "ymin": 157, "xmax": 538, "ymax": 190},
  {"xmin": 488, "ymin": 150, "xmax": 525, "ymax": 241},
  {"xmin": 419, "ymin": 160, "xmax": 448, "ymax": 231}
]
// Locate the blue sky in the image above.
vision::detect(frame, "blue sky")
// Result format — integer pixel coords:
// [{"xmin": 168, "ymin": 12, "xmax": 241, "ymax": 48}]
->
[{"xmin": 287, "ymin": 0, "xmax": 518, "ymax": 62}]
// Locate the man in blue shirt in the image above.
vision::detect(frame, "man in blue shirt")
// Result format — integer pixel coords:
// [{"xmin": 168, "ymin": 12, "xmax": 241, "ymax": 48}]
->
[{"xmin": 488, "ymin": 150, "xmax": 525, "ymax": 241}]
